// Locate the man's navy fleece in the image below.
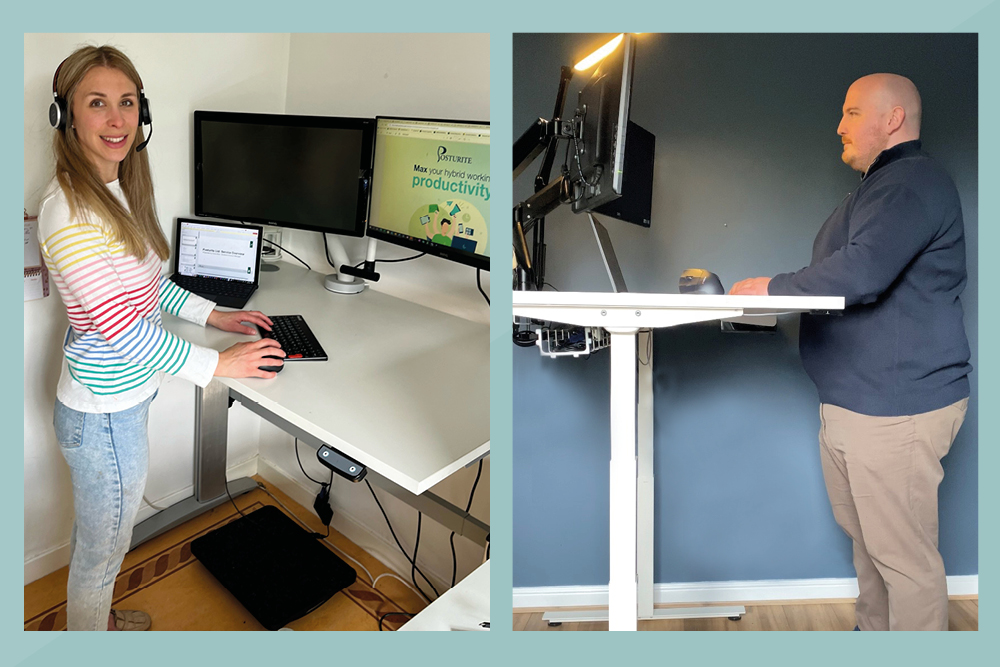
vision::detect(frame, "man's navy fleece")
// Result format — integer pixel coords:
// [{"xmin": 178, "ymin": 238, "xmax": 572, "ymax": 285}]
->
[{"xmin": 768, "ymin": 140, "xmax": 971, "ymax": 417}]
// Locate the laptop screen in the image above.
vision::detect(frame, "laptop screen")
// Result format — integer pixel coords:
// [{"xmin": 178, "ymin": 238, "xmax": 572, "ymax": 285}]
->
[{"xmin": 176, "ymin": 220, "xmax": 260, "ymax": 284}]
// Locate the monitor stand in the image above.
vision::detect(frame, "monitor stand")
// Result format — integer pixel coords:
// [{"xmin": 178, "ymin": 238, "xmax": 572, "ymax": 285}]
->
[
  {"xmin": 325, "ymin": 274, "xmax": 366, "ymax": 294},
  {"xmin": 324, "ymin": 235, "xmax": 367, "ymax": 294},
  {"xmin": 261, "ymin": 229, "xmax": 283, "ymax": 272},
  {"xmin": 589, "ymin": 214, "xmax": 628, "ymax": 293}
]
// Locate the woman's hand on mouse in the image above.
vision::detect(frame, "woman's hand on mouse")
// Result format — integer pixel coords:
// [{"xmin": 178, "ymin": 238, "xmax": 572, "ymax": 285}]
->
[
  {"xmin": 215, "ymin": 339, "xmax": 284, "ymax": 378},
  {"xmin": 207, "ymin": 309, "xmax": 273, "ymax": 335}
]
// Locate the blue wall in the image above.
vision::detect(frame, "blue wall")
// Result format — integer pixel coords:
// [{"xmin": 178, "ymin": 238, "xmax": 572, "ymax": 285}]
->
[{"xmin": 513, "ymin": 33, "xmax": 978, "ymax": 587}]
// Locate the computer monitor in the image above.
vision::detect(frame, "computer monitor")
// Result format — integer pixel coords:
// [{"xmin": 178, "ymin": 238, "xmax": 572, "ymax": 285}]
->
[
  {"xmin": 367, "ymin": 116, "xmax": 490, "ymax": 271},
  {"xmin": 591, "ymin": 120, "xmax": 654, "ymax": 227},
  {"xmin": 571, "ymin": 33, "xmax": 638, "ymax": 216},
  {"xmin": 194, "ymin": 111, "xmax": 375, "ymax": 236}
]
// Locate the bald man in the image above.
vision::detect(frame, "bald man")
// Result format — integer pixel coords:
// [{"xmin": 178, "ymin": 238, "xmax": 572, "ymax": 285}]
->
[{"xmin": 731, "ymin": 74, "xmax": 971, "ymax": 631}]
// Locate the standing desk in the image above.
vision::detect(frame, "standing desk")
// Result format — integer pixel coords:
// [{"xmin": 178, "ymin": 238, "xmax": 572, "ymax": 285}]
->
[
  {"xmin": 513, "ymin": 291, "xmax": 844, "ymax": 631},
  {"xmin": 133, "ymin": 263, "xmax": 490, "ymax": 551}
]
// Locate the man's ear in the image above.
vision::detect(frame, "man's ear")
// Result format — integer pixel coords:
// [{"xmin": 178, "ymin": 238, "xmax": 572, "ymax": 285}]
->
[{"xmin": 887, "ymin": 105, "xmax": 906, "ymax": 134}]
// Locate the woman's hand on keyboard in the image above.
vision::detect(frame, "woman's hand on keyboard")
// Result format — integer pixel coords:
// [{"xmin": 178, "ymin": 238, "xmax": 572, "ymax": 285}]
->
[
  {"xmin": 215, "ymin": 338, "xmax": 285, "ymax": 378},
  {"xmin": 207, "ymin": 309, "xmax": 273, "ymax": 335}
]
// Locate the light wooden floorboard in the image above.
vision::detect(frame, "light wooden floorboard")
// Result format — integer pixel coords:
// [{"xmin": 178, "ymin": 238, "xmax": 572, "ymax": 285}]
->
[{"xmin": 515, "ymin": 599, "xmax": 978, "ymax": 631}]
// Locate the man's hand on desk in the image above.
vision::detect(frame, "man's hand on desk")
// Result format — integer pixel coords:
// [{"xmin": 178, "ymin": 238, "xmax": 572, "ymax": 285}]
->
[
  {"xmin": 207, "ymin": 309, "xmax": 273, "ymax": 335},
  {"xmin": 729, "ymin": 277, "xmax": 771, "ymax": 296},
  {"xmin": 214, "ymin": 338, "xmax": 285, "ymax": 379}
]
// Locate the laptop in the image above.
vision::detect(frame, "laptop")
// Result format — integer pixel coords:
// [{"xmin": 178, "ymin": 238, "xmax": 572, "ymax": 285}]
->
[{"xmin": 170, "ymin": 218, "xmax": 263, "ymax": 309}]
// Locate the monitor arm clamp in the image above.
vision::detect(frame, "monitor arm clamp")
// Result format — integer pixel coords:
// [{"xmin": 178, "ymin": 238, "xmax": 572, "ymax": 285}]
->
[{"xmin": 323, "ymin": 235, "xmax": 375, "ymax": 295}]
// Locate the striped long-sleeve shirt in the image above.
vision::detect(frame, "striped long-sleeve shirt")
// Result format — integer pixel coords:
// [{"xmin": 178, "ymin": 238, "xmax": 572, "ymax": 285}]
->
[{"xmin": 38, "ymin": 178, "xmax": 219, "ymax": 413}]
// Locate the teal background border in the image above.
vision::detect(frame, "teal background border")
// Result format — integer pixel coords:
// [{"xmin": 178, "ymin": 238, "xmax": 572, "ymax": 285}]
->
[{"xmin": 8, "ymin": 0, "xmax": 996, "ymax": 663}]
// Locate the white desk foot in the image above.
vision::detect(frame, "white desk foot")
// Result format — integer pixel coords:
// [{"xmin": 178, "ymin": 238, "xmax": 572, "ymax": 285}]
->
[{"xmin": 542, "ymin": 605, "xmax": 747, "ymax": 626}]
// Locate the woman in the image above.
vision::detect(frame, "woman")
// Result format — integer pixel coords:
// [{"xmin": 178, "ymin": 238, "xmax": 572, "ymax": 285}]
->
[{"xmin": 37, "ymin": 45, "xmax": 284, "ymax": 631}]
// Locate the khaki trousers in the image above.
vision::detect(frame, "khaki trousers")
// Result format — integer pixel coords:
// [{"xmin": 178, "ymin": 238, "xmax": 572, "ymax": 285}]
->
[{"xmin": 818, "ymin": 398, "xmax": 968, "ymax": 631}]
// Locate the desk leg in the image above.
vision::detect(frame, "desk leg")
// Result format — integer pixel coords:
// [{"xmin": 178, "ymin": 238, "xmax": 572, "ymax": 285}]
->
[
  {"xmin": 636, "ymin": 329, "xmax": 655, "ymax": 619},
  {"xmin": 542, "ymin": 329, "xmax": 747, "ymax": 630},
  {"xmin": 193, "ymin": 380, "xmax": 231, "ymax": 502},
  {"xmin": 130, "ymin": 380, "xmax": 256, "ymax": 548},
  {"xmin": 608, "ymin": 331, "xmax": 638, "ymax": 631}
]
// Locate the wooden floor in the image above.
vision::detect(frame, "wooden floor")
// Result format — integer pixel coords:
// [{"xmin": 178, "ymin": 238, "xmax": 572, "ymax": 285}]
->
[
  {"xmin": 514, "ymin": 599, "xmax": 979, "ymax": 631},
  {"xmin": 24, "ymin": 477, "xmax": 426, "ymax": 631}
]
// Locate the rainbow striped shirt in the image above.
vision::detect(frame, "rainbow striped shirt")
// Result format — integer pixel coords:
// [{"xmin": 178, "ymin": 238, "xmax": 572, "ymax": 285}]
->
[{"xmin": 38, "ymin": 179, "xmax": 219, "ymax": 413}]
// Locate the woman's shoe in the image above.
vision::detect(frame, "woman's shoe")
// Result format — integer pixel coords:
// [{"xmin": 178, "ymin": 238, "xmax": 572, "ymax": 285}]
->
[{"xmin": 111, "ymin": 609, "xmax": 151, "ymax": 631}]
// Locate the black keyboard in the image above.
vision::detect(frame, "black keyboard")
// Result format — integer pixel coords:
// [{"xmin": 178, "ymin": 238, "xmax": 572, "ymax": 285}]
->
[
  {"xmin": 258, "ymin": 315, "xmax": 327, "ymax": 361},
  {"xmin": 174, "ymin": 275, "xmax": 255, "ymax": 298}
]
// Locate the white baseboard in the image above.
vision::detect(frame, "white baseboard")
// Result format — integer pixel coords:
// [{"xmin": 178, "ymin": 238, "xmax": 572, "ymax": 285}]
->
[
  {"xmin": 23, "ymin": 457, "xmax": 259, "ymax": 586},
  {"xmin": 513, "ymin": 575, "xmax": 979, "ymax": 609},
  {"xmin": 256, "ymin": 457, "xmax": 452, "ymax": 594}
]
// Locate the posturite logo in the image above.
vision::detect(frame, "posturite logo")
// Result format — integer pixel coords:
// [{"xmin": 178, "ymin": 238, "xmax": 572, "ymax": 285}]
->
[{"xmin": 437, "ymin": 146, "xmax": 473, "ymax": 164}]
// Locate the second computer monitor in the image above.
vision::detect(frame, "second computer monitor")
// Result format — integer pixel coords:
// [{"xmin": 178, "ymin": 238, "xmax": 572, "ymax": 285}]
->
[
  {"xmin": 367, "ymin": 117, "xmax": 490, "ymax": 271},
  {"xmin": 572, "ymin": 33, "xmax": 637, "ymax": 216},
  {"xmin": 194, "ymin": 111, "xmax": 375, "ymax": 237}
]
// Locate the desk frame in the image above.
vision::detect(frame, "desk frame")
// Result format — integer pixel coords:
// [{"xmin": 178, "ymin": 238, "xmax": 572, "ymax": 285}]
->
[
  {"xmin": 132, "ymin": 382, "xmax": 489, "ymax": 549},
  {"xmin": 513, "ymin": 293, "xmax": 844, "ymax": 631}
]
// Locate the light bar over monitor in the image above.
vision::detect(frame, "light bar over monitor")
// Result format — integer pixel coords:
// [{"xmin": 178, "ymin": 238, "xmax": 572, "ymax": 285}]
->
[{"xmin": 367, "ymin": 117, "xmax": 490, "ymax": 271}]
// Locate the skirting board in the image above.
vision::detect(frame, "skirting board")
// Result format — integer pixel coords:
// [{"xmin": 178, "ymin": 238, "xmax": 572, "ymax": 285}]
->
[
  {"xmin": 24, "ymin": 457, "xmax": 259, "ymax": 585},
  {"xmin": 513, "ymin": 575, "xmax": 979, "ymax": 609}
]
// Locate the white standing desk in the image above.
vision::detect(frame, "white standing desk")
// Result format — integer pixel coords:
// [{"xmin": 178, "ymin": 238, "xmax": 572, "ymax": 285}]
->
[
  {"xmin": 133, "ymin": 263, "xmax": 490, "ymax": 549},
  {"xmin": 400, "ymin": 560, "xmax": 490, "ymax": 631},
  {"xmin": 513, "ymin": 291, "xmax": 844, "ymax": 631}
]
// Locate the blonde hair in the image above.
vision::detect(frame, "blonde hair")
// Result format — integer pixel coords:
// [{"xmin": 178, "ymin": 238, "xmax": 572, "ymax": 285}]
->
[{"xmin": 52, "ymin": 45, "xmax": 168, "ymax": 261}]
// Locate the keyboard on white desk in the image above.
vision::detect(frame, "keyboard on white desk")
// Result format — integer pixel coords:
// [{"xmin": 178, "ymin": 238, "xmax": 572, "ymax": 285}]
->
[{"xmin": 257, "ymin": 315, "xmax": 328, "ymax": 361}]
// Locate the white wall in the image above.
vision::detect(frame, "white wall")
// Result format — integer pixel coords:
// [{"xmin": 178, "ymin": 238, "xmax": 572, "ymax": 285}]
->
[
  {"xmin": 280, "ymin": 33, "xmax": 491, "ymax": 325},
  {"xmin": 257, "ymin": 33, "xmax": 491, "ymax": 594},
  {"xmin": 24, "ymin": 33, "xmax": 491, "ymax": 595},
  {"xmin": 23, "ymin": 33, "xmax": 291, "ymax": 582}
]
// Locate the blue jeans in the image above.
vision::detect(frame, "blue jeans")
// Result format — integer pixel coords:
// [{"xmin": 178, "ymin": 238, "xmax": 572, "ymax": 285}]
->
[{"xmin": 54, "ymin": 395, "xmax": 154, "ymax": 631}]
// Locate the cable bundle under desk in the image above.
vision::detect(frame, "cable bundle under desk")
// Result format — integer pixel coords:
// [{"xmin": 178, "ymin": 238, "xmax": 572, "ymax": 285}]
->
[{"xmin": 535, "ymin": 325, "xmax": 610, "ymax": 358}]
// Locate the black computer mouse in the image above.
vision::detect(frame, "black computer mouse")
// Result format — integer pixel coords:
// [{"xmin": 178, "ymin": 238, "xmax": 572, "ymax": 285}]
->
[
  {"xmin": 679, "ymin": 268, "xmax": 726, "ymax": 295},
  {"xmin": 259, "ymin": 355, "xmax": 284, "ymax": 373}
]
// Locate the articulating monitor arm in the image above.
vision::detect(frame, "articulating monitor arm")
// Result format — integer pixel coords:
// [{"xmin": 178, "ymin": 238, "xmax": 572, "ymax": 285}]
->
[{"xmin": 513, "ymin": 66, "xmax": 577, "ymax": 290}]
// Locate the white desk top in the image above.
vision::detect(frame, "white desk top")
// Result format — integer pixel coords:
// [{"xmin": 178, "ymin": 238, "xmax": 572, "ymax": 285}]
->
[
  {"xmin": 513, "ymin": 291, "xmax": 844, "ymax": 329},
  {"xmin": 399, "ymin": 560, "xmax": 490, "ymax": 631},
  {"xmin": 164, "ymin": 263, "xmax": 490, "ymax": 495}
]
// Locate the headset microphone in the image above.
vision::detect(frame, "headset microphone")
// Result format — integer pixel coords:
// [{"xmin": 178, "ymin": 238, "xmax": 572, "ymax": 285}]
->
[
  {"xmin": 134, "ymin": 82, "xmax": 152, "ymax": 152},
  {"xmin": 134, "ymin": 110, "xmax": 152, "ymax": 152}
]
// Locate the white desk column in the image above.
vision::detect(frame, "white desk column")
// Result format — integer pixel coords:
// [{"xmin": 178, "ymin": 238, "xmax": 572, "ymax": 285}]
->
[
  {"xmin": 608, "ymin": 329, "xmax": 638, "ymax": 631},
  {"xmin": 513, "ymin": 291, "xmax": 844, "ymax": 631},
  {"xmin": 636, "ymin": 329, "xmax": 655, "ymax": 618}
]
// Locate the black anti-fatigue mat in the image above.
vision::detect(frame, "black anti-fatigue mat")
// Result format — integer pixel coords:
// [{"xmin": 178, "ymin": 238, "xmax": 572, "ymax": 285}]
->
[{"xmin": 191, "ymin": 505, "xmax": 356, "ymax": 630}]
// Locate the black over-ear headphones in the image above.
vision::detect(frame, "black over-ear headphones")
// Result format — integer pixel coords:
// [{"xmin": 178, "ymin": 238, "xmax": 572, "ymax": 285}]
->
[{"xmin": 49, "ymin": 58, "xmax": 153, "ymax": 152}]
